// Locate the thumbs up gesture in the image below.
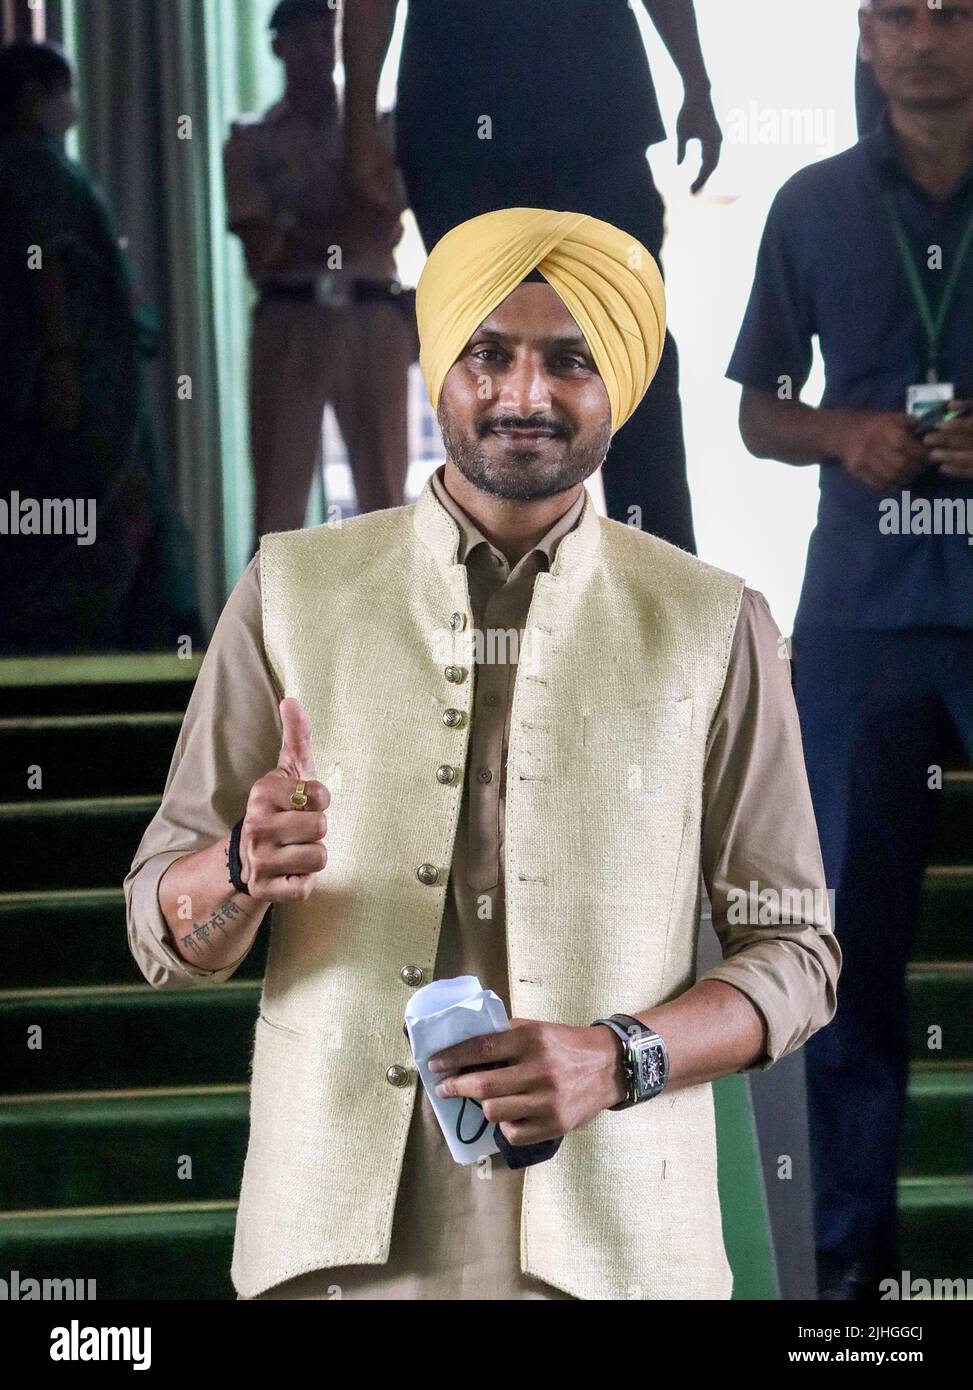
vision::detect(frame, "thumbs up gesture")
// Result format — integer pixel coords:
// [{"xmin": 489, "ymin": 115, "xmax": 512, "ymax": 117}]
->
[{"xmin": 238, "ymin": 697, "xmax": 330, "ymax": 902}]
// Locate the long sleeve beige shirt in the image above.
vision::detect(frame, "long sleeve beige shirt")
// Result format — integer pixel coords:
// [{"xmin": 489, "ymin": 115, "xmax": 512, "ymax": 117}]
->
[{"xmin": 125, "ymin": 465, "xmax": 840, "ymax": 1299}]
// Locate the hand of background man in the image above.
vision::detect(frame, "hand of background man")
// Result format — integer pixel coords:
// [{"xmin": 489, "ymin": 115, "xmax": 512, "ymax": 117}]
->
[{"xmin": 833, "ymin": 408, "xmax": 930, "ymax": 490}]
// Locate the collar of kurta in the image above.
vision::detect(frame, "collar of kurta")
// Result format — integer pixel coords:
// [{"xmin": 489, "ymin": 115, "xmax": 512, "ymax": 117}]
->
[
  {"xmin": 413, "ymin": 467, "xmax": 602, "ymax": 584},
  {"xmin": 428, "ymin": 464, "xmax": 585, "ymax": 570}
]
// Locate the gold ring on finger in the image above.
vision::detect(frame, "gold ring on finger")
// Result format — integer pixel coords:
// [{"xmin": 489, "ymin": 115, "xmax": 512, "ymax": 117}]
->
[{"xmin": 290, "ymin": 779, "xmax": 309, "ymax": 811}]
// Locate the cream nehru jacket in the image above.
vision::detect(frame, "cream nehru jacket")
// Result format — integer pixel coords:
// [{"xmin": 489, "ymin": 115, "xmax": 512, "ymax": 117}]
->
[{"xmin": 231, "ymin": 476, "xmax": 745, "ymax": 1300}]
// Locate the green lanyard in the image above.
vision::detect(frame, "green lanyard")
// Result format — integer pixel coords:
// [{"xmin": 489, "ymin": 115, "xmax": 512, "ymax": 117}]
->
[{"xmin": 881, "ymin": 180, "xmax": 973, "ymax": 384}]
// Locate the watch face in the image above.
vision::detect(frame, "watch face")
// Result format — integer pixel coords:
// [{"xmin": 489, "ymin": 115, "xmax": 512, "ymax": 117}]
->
[{"xmin": 634, "ymin": 1039, "xmax": 666, "ymax": 1097}]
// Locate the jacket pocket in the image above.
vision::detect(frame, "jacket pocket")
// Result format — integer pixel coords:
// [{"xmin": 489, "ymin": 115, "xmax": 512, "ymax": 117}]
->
[{"xmin": 257, "ymin": 1009, "xmax": 307, "ymax": 1040}]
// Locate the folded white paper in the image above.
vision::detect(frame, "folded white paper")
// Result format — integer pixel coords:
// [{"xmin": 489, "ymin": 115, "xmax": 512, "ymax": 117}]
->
[{"xmin": 404, "ymin": 974, "xmax": 510, "ymax": 1164}]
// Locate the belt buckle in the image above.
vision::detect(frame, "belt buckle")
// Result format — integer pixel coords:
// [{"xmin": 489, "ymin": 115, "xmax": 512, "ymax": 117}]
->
[{"xmin": 314, "ymin": 274, "xmax": 352, "ymax": 307}]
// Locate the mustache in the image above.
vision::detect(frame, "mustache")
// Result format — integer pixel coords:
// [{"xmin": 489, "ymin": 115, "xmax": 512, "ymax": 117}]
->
[{"xmin": 480, "ymin": 415, "xmax": 570, "ymax": 437}]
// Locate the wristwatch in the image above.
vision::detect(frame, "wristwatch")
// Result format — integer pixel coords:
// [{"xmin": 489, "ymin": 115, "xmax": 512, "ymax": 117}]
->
[{"xmin": 591, "ymin": 1012, "xmax": 670, "ymax": 1110}]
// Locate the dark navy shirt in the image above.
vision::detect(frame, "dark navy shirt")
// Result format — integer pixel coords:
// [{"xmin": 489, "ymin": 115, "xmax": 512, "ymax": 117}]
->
[
  {"xmin": 396, "ymin": 0, "xmax": 665, "ymax": 164},
  {"xmin": 727, "ymin": 111, "xmax": 973, "ymax": 631}
]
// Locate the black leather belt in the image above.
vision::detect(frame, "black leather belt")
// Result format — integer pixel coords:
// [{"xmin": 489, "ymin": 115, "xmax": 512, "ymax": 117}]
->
[{"xmin": 259, "ymin": 277, "xmax": 406, "ymax": 306}]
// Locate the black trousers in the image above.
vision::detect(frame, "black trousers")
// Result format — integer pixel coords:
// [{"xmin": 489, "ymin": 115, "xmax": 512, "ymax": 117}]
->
[{"xmin": 399, "ymin": 141, "xmax": 697, "ymax": 554}]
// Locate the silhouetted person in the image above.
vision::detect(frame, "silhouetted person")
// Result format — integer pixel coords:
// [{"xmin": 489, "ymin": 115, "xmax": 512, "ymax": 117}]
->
[
  {"xmin": 343, "ymin": 0, "xmax": 724, "ymax": 554},
  {"xmin": 0, "ymin": 40, "xmax": 200, "ymax": 652}
]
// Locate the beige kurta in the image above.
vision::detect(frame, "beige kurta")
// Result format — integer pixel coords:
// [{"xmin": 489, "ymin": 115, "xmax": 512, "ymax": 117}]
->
[{"xmin": 125, "ymin": 465, "xmax": 840, "ymax": 1300}]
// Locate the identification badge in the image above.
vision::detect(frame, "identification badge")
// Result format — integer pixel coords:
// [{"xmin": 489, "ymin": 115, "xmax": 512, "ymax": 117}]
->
[{"xmin": 907, "ymin": 381, "xmax": 954, "ymax": 422}]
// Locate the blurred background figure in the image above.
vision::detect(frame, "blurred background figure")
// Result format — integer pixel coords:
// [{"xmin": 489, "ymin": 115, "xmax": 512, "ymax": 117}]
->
[
  {"xmin": 225, "ymin": 0, "xmax": 417, "ymax": 543},
  {"xmin": 0, "ymin": 38, "xmax": 201, "ymax": 653},
  {"xmin": 727, "ymin": 0, "xmax": 973, "ymax": 1300},
  {"xmin": 343, "ymin": 0, "xmax": 723, "ymax": 554}
]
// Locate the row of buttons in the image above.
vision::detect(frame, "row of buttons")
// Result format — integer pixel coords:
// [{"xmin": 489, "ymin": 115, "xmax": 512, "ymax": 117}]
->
[
  {"xmin": 388, "ymin": 612, "xmax": 470, "ymax": 1088},
  {"xmin": 390, "ymin": 963, "xmax": 426, "ymax": 1084},
  {"xmin": 422, "ymin": 612, "xmax": 472, "ymax": 883}
]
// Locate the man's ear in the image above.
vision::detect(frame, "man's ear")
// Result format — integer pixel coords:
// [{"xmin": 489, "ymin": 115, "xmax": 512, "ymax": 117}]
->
[
  {"xmin": 858, "ymin": 10, "xmax": 874, "ymax": 65},
  {"xmin": 271, "ymin": 34, "xmax": 284, "ymax": 61}
]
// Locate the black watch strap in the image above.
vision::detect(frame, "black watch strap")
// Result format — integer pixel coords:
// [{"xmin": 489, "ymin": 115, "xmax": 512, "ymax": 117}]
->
[
  {"xmin": 592, "ymin": 1013, "xmax": 669, "ymax": 1109},
  {"xmin": 227, "ymin": 817, "xmax": 251, "ymax": 897}
]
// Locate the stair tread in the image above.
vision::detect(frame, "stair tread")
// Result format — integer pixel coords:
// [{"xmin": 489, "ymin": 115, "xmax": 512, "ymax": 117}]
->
[
  {"xmin": 0, "ymin": 654, "xmax": 201, "ymax": 687},
  {"xmin": 0, "ymin": 887, "xmax": 124, "ymax": 911},
  {"xmin": 0, "ymin": 1088, "xmax": 250, "ymax": 1125},
  {"xmin": 0, "ymin": 795, "xmax": 160, "ymax": 818},
  {"xmin": 0, "ymin": 981, "xmax": 260, "ymax": 1003},
  {"xmin": 0, "ymin": 1203, "xmax": 237, "ymax": 1238},
  {"xmin": 898, "ymin": 1176, "xmax": 973, "ymax": 1208}
]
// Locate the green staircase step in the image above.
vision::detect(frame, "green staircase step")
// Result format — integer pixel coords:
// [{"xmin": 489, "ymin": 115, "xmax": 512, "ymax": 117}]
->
[
  {"xmin": 901, "ymin": 1069, "xmax": 973, "ymax": 1177},
  {"xmin": 0, "ymin": 983, "xmax": 261, "ymax": 1092},
  {"xmin": 0, "ymin": 1204, "xmax": 237, "ymax": 1300},
  {"xmin": 0, "ymin": 714, "xmax": 182, "ymax": 800},
  {"xmin": 0, "ymin": 654, "xmax": 200, "ymax": 718},
  {"xmin": 907, "ymin": 964, "xmax": 973, "ymax": 1063},
  {"xmin": 916, "ymin": 868, "xmax": 973, "ymax": 962},
  {"xmin": 929, "ymin": 774, "xmax": 973, "ymax": 865},
  {"xmin": 898, "ymin": 1177, "xmax": 973, "ymax": 1283},
  {"xmin": 0, "ymin": 797, "xmax": 161, "ymax": 891},
  {"xmin": 0, "ymin": 1089, "xmax": 250, "ymax": 1210},
  {"xmin": 0, "ymin": 889, "xmax": 267, "ymax": 988}
]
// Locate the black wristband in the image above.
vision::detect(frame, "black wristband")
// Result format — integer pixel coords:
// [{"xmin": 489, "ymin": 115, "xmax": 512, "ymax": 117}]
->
[{"xmin": 227, "ymin": 817, "xmax": 251, "ymax": 896}]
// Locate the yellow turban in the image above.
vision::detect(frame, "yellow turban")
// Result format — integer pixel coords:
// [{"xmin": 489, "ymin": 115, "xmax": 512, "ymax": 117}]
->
[{"xmin": 415, "ymin": 207, "xmax": 666, "ymax": 434}]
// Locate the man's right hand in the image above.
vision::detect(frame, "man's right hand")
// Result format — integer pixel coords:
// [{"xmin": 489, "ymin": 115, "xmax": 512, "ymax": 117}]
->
[
  {"xmin": 343, "ymin": 121, "xmax": 403, "ymax": 219},
  {"xmin": 238, "ymin": 697, "xmax": 330, "ymax": 902},
  {"xmin": 832, "ymin": 409, "xmax": 930, "ymax": 490}
]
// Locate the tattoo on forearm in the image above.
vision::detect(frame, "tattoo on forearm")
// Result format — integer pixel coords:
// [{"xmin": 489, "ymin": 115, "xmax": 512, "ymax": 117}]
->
[{"xmin": 179, "ymin": 899, "xmax": 244, "ymax": 954}]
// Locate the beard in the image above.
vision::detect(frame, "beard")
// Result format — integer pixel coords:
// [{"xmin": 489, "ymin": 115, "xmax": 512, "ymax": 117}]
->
[{"xmin": 438, "ymin": 403, "xmax": 612, "ymax": 502}]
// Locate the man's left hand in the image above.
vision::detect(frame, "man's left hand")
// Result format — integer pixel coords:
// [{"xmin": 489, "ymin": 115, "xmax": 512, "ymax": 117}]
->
[
  {"xmin": 925, "ymin": 409, "xmax": 973, "ymax": 476},
  {"xmin": 428, "ymin": 1019, "xmax": 627, "ymax": 1145},
  {"xmin": 676, "ymin": 85, "xmax": 723, "ymax": 194}
]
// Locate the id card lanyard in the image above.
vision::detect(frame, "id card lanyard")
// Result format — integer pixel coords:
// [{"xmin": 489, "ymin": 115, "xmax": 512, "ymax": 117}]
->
[{"xmin": 881, "ymin": 179, "xmax": 973, "ymax": 384}]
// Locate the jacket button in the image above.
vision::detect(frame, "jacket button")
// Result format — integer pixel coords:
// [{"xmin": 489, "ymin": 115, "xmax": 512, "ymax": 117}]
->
[
  {"xmin": 436, "ymin": 764, "xmax": 457, "ymax": 784},
  {"xmin": 442, "ymin": 708, "xmax": 465, "ymax": 728},
  {"xmin": 444, "ymin": 665, "xmax": 466, "ymax": 684},
  {"xmin": 400, "ymin": 964, "xmax": 424, "ymax": 987},
  {"xmin": 386, "ymin": 1064, "xmax": 412, "ymax": 1087},
  {"xmin": 449, "ymin": 612, "xmax": 466, "ymax": 631},
  {"xmin": 417, "ymin": 863, "xmax": 440, "ymax": 885},
  {"xmin": 476, "ymin": 767, "xmax": 493, "ymax": 784}
]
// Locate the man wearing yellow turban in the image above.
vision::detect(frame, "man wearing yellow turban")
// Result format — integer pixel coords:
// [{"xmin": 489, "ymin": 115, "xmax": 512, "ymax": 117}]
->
[
  {"xmin": 127, "ymin": 207, "xmax": 839, "ymax": 1303},
  {"xmin": 412, "ymin": 207, "xmax": 668, "ymax": 545},
  {"xmin": 418, "ymin": 207, "xmax": 667, "ymax": 440}
]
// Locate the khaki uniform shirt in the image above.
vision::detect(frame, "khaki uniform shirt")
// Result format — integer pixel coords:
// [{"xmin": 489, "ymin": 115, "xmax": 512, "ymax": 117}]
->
[
  {"xmin": 223, "ymin": 98, "xmax": 403, "ymax": 285},
  {"xmin": 125, "ymin": 466, "xmax": 840, "ymax": 1299}
]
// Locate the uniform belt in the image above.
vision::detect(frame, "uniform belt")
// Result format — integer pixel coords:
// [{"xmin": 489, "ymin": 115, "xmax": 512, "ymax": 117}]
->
[{"xmin": 259, "ymin": 277, "xmax": 405, "ymax": 307}]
